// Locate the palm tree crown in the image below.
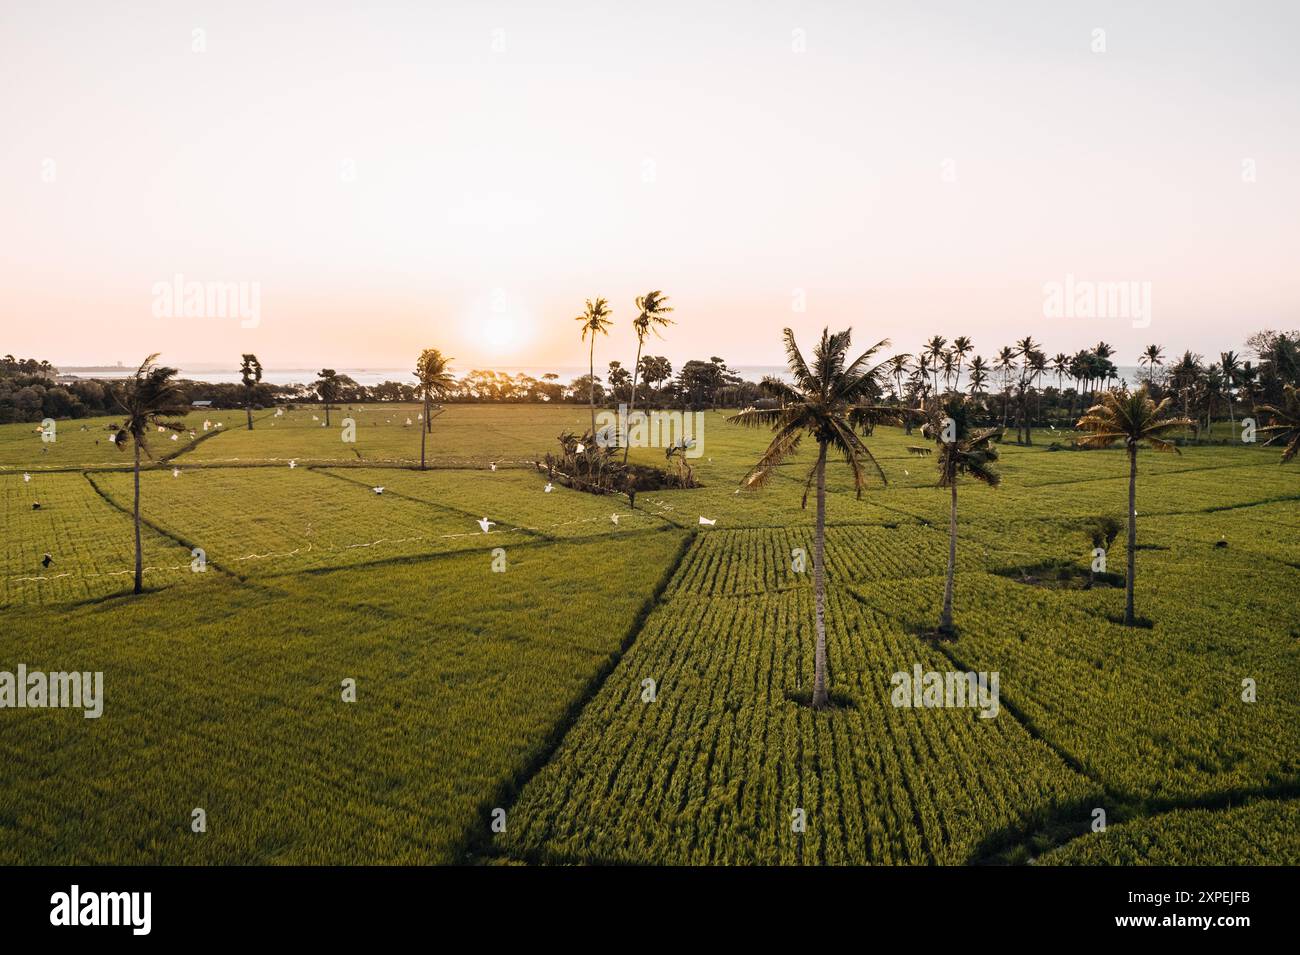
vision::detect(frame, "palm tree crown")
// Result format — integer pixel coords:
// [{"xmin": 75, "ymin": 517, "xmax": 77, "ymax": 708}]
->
[{"xmin": 1259, "ymin": 384, "xmax": 1300, "ymax": 463}]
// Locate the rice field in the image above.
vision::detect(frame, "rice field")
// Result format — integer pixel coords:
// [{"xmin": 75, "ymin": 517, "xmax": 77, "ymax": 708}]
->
[{"xmin": 2, "ymin": 404, "xmax": 1296, "ymax": 864}]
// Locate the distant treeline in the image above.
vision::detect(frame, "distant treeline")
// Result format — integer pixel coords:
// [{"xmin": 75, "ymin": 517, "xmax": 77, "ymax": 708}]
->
[{"xmin": 5, "ymin": 330, "xmax": 1298, "ymax": 426}]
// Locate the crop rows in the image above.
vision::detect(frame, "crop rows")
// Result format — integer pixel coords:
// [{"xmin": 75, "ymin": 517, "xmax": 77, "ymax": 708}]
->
[{"xmin": 498, "ymin": 583, "xmax": 1098, "ymax": 865}]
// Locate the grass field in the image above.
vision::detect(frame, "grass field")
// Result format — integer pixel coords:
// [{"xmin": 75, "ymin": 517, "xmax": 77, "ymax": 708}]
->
[{"xmin": 2, "ymin": 404, "xmax": 1297, "ymax": 864}]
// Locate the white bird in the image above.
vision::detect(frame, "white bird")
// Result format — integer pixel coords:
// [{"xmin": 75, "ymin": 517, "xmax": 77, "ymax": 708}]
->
[
  {"xmin": 170, "ymin": 433, "xmax": 179, "ymax": 441},
  {"xmin": 610, "ymin": 513, "xmax": 620, "ymax": 525},
  {"xmin": 477, "ymin": 517, "xmax": 496, "ymax": 533},
  {"xmin": 23, "ymin": 472, "xmax": 31, "ymax": 483},
  {"xmin": 275, "ymin": 408, "xmax": 283, "ymax": 417},
  {"xmin": 312, "ymin": 415, "xmax": 319, "ymax": 421},
  {"xmin": 216, "ymin": 422, "xmax": 223, "ymax": 428},
  {"xmin": 575, "ymin": 443, "xmax": 585, "ymax": 454},
  {"xmin": 544, "ymin": 482, "xmax": 553, "ymax": 493},
  {"xmin": 490, "ymin": 462, "xmax": 497, "ymax": 471},
  {"xmin": 288, "ymin": 459, "xmax": 297, "ymax": 469},
  {"xmin": 404, "ymin": 418, "xmax": 412, "ymax": 426},
  {"xmin": 699, "ymin": 516, "xmax": 716, "ymax": 526},
  {"xmin": 904, "ymin": 469, "xmax": 910, "ymax": 476},
  {"xmin": 172, "ymin": 468, "xmax": 180, "ymax": 478},
  {"xmin": 372, "ymin": 486, "xmax": 385, "ymax": 495}
]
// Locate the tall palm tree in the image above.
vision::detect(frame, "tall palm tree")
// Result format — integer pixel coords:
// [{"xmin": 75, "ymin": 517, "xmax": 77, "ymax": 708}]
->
[
  {"xmin": 624, "ymin": 291, "xmax": 674, "ymax": 465},
  {"xmin": 240, "ymin": 353, "xmax": 262, "ymax": 430},
  {"xmin": 925, "ymin": 398, "xmax": 1000, "ymax": 635},
  {"xmin": 1139, "ymin": 344, "xmax": 1164, "ymax": 385},
  {"xmin": 1169, "ymin": 351, "xmax": 1202, "ymax": 420},
  {"xmin": 924, "ymin": 335, "xmax": 947, "ymax": 401},
  {"xmin": 967, "ymin": 355, "xmax": 988, "ymax": 397},
  {"xmin": 315, "ymin": 369, "xmax": 340, "ymax": 426},
  {"xmin": 110, "ymin": 355, "xmax": 189, "ymax": 595},
  {"xmin": 575, "ymin": 298, "xmax": 613, "ymax": 439},
  {"xmin": 950, "ymin": 336, "xmax": 974, "ymax": 393},
  {"xmin": 994, "ymin": 346, "xmax": 1016, "ymax": 427},
  {"xmin": 1093, "ymin": 341, "xmax": 1116, "ymax": 389},
  {"xmin": 885, "ymin": 354, "xmax": 912, "ymax": 406},
  {"xmin": 1258, "ymin": 384, "xmax": 1300, "ymax": 463},
  {"xmin": 1220, "ymin": 350, "xmax": 1241, "ymax": 432},
  {"xmin": 728, "ymin": 328, "xmax": 892, "ymax": 710},
  {"xmin": 1075, "ymin": 387, "xmax": 1193, "ymax": 625},
  {"xmin": 415, "ymin": 348, "xmax": 455, "ymax": 470}
]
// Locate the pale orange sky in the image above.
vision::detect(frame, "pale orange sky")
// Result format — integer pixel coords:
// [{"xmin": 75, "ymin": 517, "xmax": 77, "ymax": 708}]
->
[{"xmin": 2, "ymin": 0, "xmax": 1297, "ymax": 372}]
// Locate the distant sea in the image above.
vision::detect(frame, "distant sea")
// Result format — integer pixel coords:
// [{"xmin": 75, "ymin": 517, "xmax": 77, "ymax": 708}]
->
[{"xmin": 58, "ymin": 364, "xmax": 1145, "ymax": 388}]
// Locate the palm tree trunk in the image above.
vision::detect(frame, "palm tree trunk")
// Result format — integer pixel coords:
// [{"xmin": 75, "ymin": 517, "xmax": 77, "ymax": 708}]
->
[
  {"xmin": 588, "ymin": 336, "xmax": 596, "ymax": 439},
  {"xmin": 133, "ymin": 440, "xmax": 143, "ymax": 595},
  {"xmin": 325, "ymin": 402, "xmax": 331, "ymax": 427},
  {"xmin": 811, "ymin": 441, "xmax": 829, "ymax": 710},
  {"xmin": 623, "ymin": 341, "xmax": 643, "ymax": 466},
  {"xmin": 1125, "ymin": 443, "xmax": 1137, "ymax": 625},
  {"xmin": 941, "ymin": 480, "xmax": 957, "ymax": 633},
  {"xmin": 246, "ymin": 400, "xmax": 253, "ymax": 430},
  {"xmin": 420, "ymin": 393, "xmax": 428, "ymax": 470}
]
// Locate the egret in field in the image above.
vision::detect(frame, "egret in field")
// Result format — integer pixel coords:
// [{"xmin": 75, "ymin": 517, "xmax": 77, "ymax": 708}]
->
[
  {"xmin": 699, "ymin": 516, "xmax": 716, "ymax": 526},
  {"xmin": 544, "ymin": 482, "xmax": 553, "ymax": 493},
  {"xmin": 172, "ymin": 467, "xmax": 180, "ymax": 478},
  {"xmin": 23, "ymin": 472, "xmax": 30, "ymax": 483},
  {"xmin": 610, "ymin": 513, "xmax": 619, "ymax": 525},
  {"xmin": 372, "ymin": 486, "xmax": 385, "ymax": 495},
  {"xmin": 170, "ymin": 433, "xmax": 179, "ymax": 441},
  {"xmin": 288, "ymin": 459, "xmax": 297, "ymax": 469},
  {"xmin": 477, "ymin": 517, "xmax": 496, "ymax": 533},
  {"xmin": 489, "ymin": 462, "xmax": 497, "ymax": 471}
]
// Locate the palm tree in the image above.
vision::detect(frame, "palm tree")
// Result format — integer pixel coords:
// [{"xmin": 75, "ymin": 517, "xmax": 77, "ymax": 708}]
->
[
  {"xmin": 885, "ymin": 354, "xmax": 912, "ymax": 406},
  {"xmin": 728, "ymin": 328, "xmax": 892, "ymax": 710},
  {"xmin": 950, "ymin": 336, "xmax": 974, "ymax": 393},
  {"xmin": 994, "ymin": 346, "xmax": 1016, "ymax": 427},
  {"xmin": 110, "ymin": 355, "xmax": 189, "ymax": 595},
  {"xmin": 240, "ymin": 353, "xmax": 262, "ymax": 430},
  {"xmin": 925, "ymin": 398, "xmax": 1000, "ymax": 635},
  {"xmin": 624, "ymin": 291, "xmax": 674, "ymax": 465},
  {"xmin": 1169, "ymin": 351, "xmax": 1202, "ymax": 421},
  {"xmin": 1075, "ymin": 387, "xmax": 1193, "ymax": 625},
  {"xmin": 1258, "ymin": 384, "xmax": 1300, "ymax": 463},
  {"xmin": 575, "ymin": 298, "xmax": 613, "ymax": 439},
  {"xmin": 315, "ymin": 369, "xmax": 340, "ymax": 426},
  {"xmin": 1093, "ymin": 341, "xmax": 1116, "ymax": 390},
  {"xmin": 1139, "ymin": 344, "xmax": 1164, "ymax": 385},
  {"xmin": 924, "ymin": 335, "xmax": 947, "ymax": 401},
  {"xmin": 967, "ymin": 356, "xmax": 988, "ymax": 397},
  {"xmin": 1220, "ymin": 350, "xmax": 1241, "ymax": 432},
  {"xmin": 415, "ymin": 349, "xmax": 455, "ymax": 470}
]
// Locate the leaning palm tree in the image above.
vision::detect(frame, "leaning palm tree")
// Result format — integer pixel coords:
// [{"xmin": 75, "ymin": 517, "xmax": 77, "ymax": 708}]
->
[
  {"xmin": 624, "ymin": 291, "xmax": 674, "ymax": 465},
  {"xmin": 575, "ymin": 298, "xmax": 613, "ymax": 440},
  {"xmin": 1076, "ymin": 387, "xmax": 1193, "ymax": 625},
  {"xmin": 728, "ymin": 327, "xmax": 893, "ymax": 710},
  {"xmin": 111, "ymin": 355, "xmax": 190, "ymax": 595},
  {"xmin": 925, "ymin": 398, "xmax": 1000, "ymax": 636},
  {"xmin": 414, "ymin": 348, "xmax": 455, "ymax": 470},
  {"xmin": 240, "ymin": 353, "xmax": 262, "ymax": 430},
  {"xmin": 1258, "ymin": 384, "xmax": 1300, "ymax": 463}
]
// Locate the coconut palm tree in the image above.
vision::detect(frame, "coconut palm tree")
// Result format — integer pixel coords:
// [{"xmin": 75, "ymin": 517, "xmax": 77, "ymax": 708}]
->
[
  {"xmin": 110, "ymin": 355, "xmax": 190, "ymax": 595},
  {"xmin": 925, "ymin": 398, "xmax": 1000, "ymax": 635},
  {"xmin": 1169, "ymin": 351, "xmax": 1202, "ymax": 421},
  {"xmin": 575, "ymin": 298, "xmax": 613, "ymax": 440},
  {"xmin": 624, "ymin": 291, "xmax": 674, "ymax": 465},
  {"xmin": 415, "ymin": 348, "xmax": 455, "ymax": 470},
  {"xmin": 1075, "ymin": 387, "xmax": 1193, "ymax": 625},
  {"xmin": 994, "ymin": 346, "xmax": 1016, "ymax": 427},
  {"xmin": 885, "ymin": 354, "xmax": 912, "ymax": 406},
  {"xmin": 315, "ymin": 369, "xmax": 340, "ymax": 426},
  {"xmin": 950, "ymin": 336, "xmax": 974, "ymax": 393},
  {"xmin": 728, "ymin": 327, "xmax": 893, "ymax": 710},
  {"xmin": 924, "ymin": 335, "xmax": 947, "ymax": 400},
  {"xmin": 240, "ymin": 353, "xmax": 262, "ymax": 430},
  {"xmin": 1139, "ymin": 344, "xmax": 1164, "ymax": 385},
  {"xmin": 1258, "ymin": 384, "xmax": 1300, "ymax": 463},
  {"xmin": 1220, "ymin": 350, "xmax": 1241, "ymax": 432},
  {"xmin": 967, "ymin": 355, "xmax": 988, "ymax": 398}
]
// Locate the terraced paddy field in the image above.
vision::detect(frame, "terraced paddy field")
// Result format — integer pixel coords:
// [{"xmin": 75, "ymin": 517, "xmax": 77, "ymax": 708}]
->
[{"xmin": 2, "ymin": 405, "xmax": 1296, "ymax": 864}]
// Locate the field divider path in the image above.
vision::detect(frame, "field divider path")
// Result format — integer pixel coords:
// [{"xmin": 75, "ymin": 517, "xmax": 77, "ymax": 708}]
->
[{"xmin": 464, "ymin": 529, "xmax": 699, "ymax": 865}]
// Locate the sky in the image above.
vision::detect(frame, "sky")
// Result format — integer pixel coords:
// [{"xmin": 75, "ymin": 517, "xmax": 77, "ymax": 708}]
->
[{"xmin": 2, "ymin": 0, "xmax": 1298, "ymax": 374}]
